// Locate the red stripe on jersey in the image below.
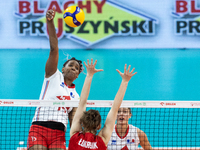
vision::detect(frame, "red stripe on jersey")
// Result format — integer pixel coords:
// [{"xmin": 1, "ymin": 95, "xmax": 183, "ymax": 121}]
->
[
  {"xmin": 115, "ymin": 125, "xmax": 129, "ymax": 139},
  {"xmin": 42, "ymin": 80, "xmax": 50, "ymax": 100},
  {"xmin": 36, "ymin": 107, "xmax": 41, "ymax": 121}
]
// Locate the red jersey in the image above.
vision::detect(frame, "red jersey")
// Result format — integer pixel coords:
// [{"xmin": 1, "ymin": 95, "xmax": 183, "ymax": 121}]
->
[{"xmin": 68, "ymin": 132, "xmax": 107, "ymax": 150}]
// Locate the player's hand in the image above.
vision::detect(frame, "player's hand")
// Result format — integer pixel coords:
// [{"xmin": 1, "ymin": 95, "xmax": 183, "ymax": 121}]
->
[
  {"xmin": 116, "ymin": 64, "xmax": 137, "ymax": 83},
  {"xmin": 84, "ymin": 59, "xmax": 103, "ymax": 76},
  {"xmin": 46, "ymin": 7, "xmax": 55, "ymax": 21}
]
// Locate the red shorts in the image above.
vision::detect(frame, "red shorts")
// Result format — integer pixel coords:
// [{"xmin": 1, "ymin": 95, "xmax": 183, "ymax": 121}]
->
[{"xmin": 27, "ymin": 125, "xmax": 66, "ymax": 149}]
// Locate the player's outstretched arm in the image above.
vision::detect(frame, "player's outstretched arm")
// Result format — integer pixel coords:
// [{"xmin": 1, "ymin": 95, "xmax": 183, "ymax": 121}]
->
[
  {"xmin": 99, "ymin": 64, "xmax": 137, "ymax": 145},
  {"xmin": 45, "ymin": 7, "xmax": 59, "ymax": 78},
  {"xmin": 70, "ymin": 59, "xmax": 103, "ymax": 137},
  {"xmin": 137, "ymin": 128, "xmax": 153, "ymax": 150}
]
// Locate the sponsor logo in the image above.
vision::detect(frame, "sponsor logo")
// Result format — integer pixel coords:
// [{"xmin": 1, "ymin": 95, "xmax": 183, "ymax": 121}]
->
[
  {"xmin": 111, "ymin": 140, "xmax": 117, "ymax": 145},
  {"xmin": 56, "ymin": 96, "xmax": 71, "ymax": 113},
  {"xmin": 70, "ymin": 92, "xmax": 75, "ymax": 98},
  {"xmin": 57, "ymin": 106, "xmax": 70, "ymax": 113},
  {"xmin": 60, "ymin": 82, "xmax": 64, "ymax": 88},
  {"xmin": 191, "ymin": 102, "xmax": 200, "ymax": 106},
  {"xmin": 31, "ymin": 136, "xmax": 37, "ymax": 142},
  {"xmin": 172, "ymin": 0, "xmax": 200, "ymax": 35},
  {"xmin": 160, "ymin": 102, "xmax": 165, "ymax": 106},
  {"xmin": 127, "ymin": 139, "xmax": 130, "ymax": 144},
  {"xmin": 1, "ymin": 101, "xmax": 14, "ymax": 105},
  {"xmin": 57, "ymin": 96, "xmax": 71, "ymax": 100},
  {"xmin": 53, "ymin": 102, "xmax": 61, "ymax": 105},
  {"xmin": 15, "ymin": 0, "xmax": 158, "ymax": 47},
  {"xmin": 53, "ymin": 101, "xmax": 66, "ymax": 106},
  {"xmin": 132, "ymin": 139, "xmax": 135, "ymax": 143},
  {"xmin": 87, "ymin": 102, "xmax": 95, "ymax": 105},
  {"xmin": 166, "ymin": 103, "xmax": 176, "ymax": 105},
  {"xmin": 160, "ymin": 102, "xmax": 176, "ymax": 106},
  {"xmin": 28, "ymin": 101, "xmax": 40, "ymax": 105},
  {"xmin": 134, "ymin": 102, "xmax": 146, "ymax": 106},
  {"xmin": 127, "ymin": 139, "xmax": 135, "ymax": 144}
]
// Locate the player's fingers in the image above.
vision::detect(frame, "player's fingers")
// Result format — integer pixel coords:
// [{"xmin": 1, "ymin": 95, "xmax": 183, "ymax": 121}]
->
[
  {"xmin": 48, "ymin": 10, "xmax": 53, "ymax": 14},
  {"xmin": 93, "ymin": 60, "xmax": 97, "ymax": 66},
  {"xmin": 127, "ymin": 65, "xmax": 131, "ymax": 72},
  {"xmin": 87, "ymin": 59, "xmax": 89, "ymax": 65},
  {"xmin": 46, "ymin": 12, "xmax": 53, "ymax": 20},
  {"xmin": 116, "ymin": 69, "xmax": 122, "ymax": 75},
  {"xmin": 84, "ymin": 61, "xmax": 87, "ymax": 67},
  {"xmin": 96, "ymin": 69, "xmax": 103, "ymax": 72},
  {"xmin": 131, "ymin": 72, "xmax": 137, "ymax": 76},
  {"xmin": 124, "ymin": 64, "xmax": 127, "ymax": 74},
  {"xmin": 130, "ymin": 68, "xmax": 135, "ymax": 74},
  {"xmin": 53, "ymin": 6, "xmax": 55, "ymax": 11},
  {"xmin": 91, "ymin": 58, "xmax": 93, "ymax": 65}
]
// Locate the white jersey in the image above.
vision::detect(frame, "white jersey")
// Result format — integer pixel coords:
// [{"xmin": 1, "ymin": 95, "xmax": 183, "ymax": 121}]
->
[
  {"xmin": 32, "ymin": 69, "xmax": 80, "ymax": 128},
  {"xmin": 107, "ymin": 124, "xmax": 140, "ymax": 150}
]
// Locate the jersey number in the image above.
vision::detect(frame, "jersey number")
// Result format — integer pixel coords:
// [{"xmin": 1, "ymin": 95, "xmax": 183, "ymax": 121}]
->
[{"xmin": 56, "ymin": 96, "xmax": 71, "ymax": 113}]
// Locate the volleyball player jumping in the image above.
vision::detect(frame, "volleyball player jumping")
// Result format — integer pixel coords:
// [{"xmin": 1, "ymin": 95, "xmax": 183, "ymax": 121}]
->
[{"xmin": 27, "ymin": 7, "xmax": 83, "ymax": 150}]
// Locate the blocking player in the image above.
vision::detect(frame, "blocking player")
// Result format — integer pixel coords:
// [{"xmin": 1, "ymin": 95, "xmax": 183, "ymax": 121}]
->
[{"xmin": 68, "ymin": 60, "xmax": 137, "ymax": 150}]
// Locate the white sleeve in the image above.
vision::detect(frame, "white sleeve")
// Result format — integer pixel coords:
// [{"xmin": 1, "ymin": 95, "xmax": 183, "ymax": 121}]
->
[{"xmin": 44, "ymin": 69, "xmax": 60, "ymax": 80}]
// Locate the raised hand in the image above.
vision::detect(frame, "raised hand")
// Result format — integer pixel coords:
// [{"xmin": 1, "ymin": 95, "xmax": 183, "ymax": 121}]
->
[
  {"xmin": 46, "ymin": 7, "xmax": 55, "ymax": 21},
  {"xmin": 84, "ymin": 59, "xmax": 103, "ymax": 76},
  {"xmin": 116, "ymin": 64, "xmax": 137, "ymax": 83}
]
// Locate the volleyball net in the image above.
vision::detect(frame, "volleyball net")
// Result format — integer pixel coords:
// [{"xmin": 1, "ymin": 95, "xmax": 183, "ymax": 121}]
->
[{"xmin": 0, "ymin": 99, "xmax": 200, "ymax": 150}]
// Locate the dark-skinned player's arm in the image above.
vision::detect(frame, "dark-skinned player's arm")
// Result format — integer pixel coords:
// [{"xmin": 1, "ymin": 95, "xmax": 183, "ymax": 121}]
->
[{"xmin": 45, "ymin": 7, "xmax": 59, "ymax": 78}]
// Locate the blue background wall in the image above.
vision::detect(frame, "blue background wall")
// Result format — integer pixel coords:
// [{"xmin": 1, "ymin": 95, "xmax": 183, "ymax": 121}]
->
[{"xmin": 1, "ymin": 49, "xmax": 200, "ymax": 100}]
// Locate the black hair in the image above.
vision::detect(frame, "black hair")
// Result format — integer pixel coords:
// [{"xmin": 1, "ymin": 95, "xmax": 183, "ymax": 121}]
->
[{"xmin": 63, "ymin": 57, "xmax": 83, "ymax": 74}]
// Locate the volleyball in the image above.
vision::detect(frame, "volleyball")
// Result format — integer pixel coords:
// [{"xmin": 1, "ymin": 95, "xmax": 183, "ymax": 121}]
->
[{"xmin": 63, "ymin": 6, "xmax": 85, "ymax": 27}]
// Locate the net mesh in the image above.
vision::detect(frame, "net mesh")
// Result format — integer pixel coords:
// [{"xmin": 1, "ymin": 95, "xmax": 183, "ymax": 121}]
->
[{"xmin": 0, "ymin": 100, "xmax": 200, "ymax": 150}]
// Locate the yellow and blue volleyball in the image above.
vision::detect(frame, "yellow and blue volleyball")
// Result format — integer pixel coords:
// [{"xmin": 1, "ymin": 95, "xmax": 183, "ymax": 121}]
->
[{"xmin": 63, "ymin": 6, "xmax": 85, "ymax": 27}]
